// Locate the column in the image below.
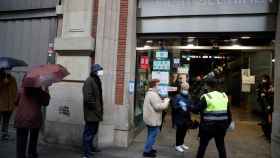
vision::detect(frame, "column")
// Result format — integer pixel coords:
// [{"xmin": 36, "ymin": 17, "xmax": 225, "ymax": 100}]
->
[
  {"xmin": 272, "ymin": 3, "xmax": 280, "ymax": 158},
  {"xmin": 94, "ymin": 0, "xmax": 137, "ymax": 147},
  {"xmin": 43, "ymin": 0, "xmax": 95, "ymax": 146}
]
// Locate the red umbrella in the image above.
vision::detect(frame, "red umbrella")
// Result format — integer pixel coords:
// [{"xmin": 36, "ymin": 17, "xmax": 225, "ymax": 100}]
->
[{"xmin": 22, "ymin": 64, "xmax": 70, "ymax": 87}]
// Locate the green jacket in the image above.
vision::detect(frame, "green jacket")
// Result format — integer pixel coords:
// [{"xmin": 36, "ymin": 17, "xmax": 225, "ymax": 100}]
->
[{"xmin": 83, "ymin": 76, "xmax": 103, "ymax": 122}]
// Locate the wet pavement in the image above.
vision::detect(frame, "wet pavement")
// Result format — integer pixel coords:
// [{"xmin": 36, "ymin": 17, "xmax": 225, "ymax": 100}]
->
[{"xmin": 0, "ymin": 107, "xmax": 271, "ymax": 158}]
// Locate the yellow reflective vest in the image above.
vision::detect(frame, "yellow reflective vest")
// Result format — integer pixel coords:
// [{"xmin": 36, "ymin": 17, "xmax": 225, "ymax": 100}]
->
[{"xmin": 201, "ymin": 91, "xmax": 229, "ymax": 121}]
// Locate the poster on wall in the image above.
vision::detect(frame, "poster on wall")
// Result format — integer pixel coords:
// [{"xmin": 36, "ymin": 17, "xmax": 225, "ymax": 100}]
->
[
  {"xmin": 177, "ymin": 65, "xmax": 189, "ymax": 74},
  {"xmin": 152, "ymin": 71, "xmax": 169, "ymax": 84},
  {"xmin": 153, "ymin": 60, "xmax": 170, "ymax": 70},
  {"xmin": 156, "ymin": 51, "xmax": 168, "ymax": 59}
]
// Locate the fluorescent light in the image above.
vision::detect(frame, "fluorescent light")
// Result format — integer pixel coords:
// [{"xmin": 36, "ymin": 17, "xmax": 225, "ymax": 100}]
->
[
  {"xmin": 146, "ymin": 40, "xmax": 153, "ymax": 43},
  {"xmin": 241, "ymin": 36, "xmax": 251, "ymax": 39}
]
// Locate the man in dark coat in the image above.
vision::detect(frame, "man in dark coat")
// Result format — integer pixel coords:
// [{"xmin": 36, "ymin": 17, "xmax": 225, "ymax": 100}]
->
[{"xmin": 82, "ymin": 64, "xmax": 104, "ymax": 158}]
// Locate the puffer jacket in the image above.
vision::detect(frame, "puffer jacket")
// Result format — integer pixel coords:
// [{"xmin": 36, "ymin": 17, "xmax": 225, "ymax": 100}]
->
[
  {"xmin": 0, "ymin": 74, "xmax": 17, "ymax": 112},
  {"xmin": 143, "ymin": 88, "xmax": 169, "ymax": 127}
]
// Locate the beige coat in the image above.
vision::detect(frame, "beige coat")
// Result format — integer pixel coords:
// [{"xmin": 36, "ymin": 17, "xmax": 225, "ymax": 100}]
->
[{"xmin": 143, "ymin": 89, "xmax": 169, "ymax": 127}]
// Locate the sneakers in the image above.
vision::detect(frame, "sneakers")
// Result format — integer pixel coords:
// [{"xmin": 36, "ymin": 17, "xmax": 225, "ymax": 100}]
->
[
  {"xmin": 143, "ymin": 151, "xmax": 156, "ymax": 157},
  {"xmin": 175, "ymin": 144, "xmax": 189, "ymax": 152},
  {"xmin": 175, "ymin": 146, "xmax": 185, "ymax": 153},
  {"xmin": 181, "ymin": 144, "xmax": 189, "ymax": 150}
]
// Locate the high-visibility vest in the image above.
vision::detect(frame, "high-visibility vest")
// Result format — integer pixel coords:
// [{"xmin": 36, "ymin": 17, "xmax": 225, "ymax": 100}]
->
[{"xmin": 202, "ymin": 91, "xmax": 229, "ymax": 121}]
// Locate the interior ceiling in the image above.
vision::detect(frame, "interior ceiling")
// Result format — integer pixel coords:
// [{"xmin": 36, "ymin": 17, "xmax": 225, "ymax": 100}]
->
[{"xmin": 137, "ymin": 32, "xmax": 275, "ymax": 47}]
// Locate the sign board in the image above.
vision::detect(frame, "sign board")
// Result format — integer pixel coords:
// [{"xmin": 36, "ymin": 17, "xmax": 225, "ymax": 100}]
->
[
  {"xmin": 241, "ymin": 69, "xmax": 255, "ymax": 92},
  {"xmin": 158, "ymin": 84, "xmax": 169, "ymax": 97},
  {"xmin": 177, "ymin": 66, "xmax": 189, "ymax": 74},
  {"xmin": 140, "ymin": 56, "xmax": 149, "ymax": 69},
  {"xmin": 242, "ymin": 76, "xmax": 255, "ymax": 84},
  {"xmin": 156, "ymin": 51, "xmax": 168, "ymax": 59},
  {"xmin": 152, "ymin": 71, "xmax": 169, "ymax": 84},
  {"xmin": 173, "ymin": 58, "xmax": 180, "ymax": 68},
  {"xmin": 128, "ymin": 81, "xmax": 135, "ymax": 94},
  {"xmin": 153, "ymin": 60, "xmax": 170, "ymax": 70}
]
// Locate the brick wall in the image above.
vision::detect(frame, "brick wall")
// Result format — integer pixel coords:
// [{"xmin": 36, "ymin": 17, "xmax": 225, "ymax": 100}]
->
[
  {"xmin": 115, "ymin": 0, "xmax": 129, "ymax": 105},
  {"xmin": 92, "ymin": 0, "xmax": 99, "ymax": 38}
]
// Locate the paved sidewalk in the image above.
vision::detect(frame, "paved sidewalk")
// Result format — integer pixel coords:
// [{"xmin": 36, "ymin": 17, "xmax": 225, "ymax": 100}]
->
[{"xmin": 0, "ymin": 119, "xmax": 271, "ymax": 158}]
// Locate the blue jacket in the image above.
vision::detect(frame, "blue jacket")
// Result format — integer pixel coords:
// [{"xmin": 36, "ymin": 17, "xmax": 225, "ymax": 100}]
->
[{"xmin": 172, "ymin": 93, "xmax": 192, "ymax": 127}]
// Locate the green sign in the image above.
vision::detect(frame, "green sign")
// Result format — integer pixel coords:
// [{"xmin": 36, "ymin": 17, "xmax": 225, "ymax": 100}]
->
[
  {"xmin": 153, "ymin": 60, "xmax": 170, "ymax": 70},
  {"xmin": 156, "ymin": 51, "xmax": 168, "ymax": 59}
]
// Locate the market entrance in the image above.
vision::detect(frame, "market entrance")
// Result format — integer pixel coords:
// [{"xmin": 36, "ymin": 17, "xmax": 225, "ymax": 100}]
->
[{"xmin": 134, "ymin": 35, "xmax": 274, "ymax": 139}]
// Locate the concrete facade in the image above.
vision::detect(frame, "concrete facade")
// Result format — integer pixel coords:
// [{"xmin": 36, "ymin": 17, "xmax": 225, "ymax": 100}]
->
[
  {"xmin": 44, "ymin": 0, "xmax": 138, "ymax": 148},
  {"xmin": 44, "ymin": 0, "xmax": 94, "ymax": 147},
  {"xmin": 41, "ymin": 0, "xmax": 280, "ymax": 151}
]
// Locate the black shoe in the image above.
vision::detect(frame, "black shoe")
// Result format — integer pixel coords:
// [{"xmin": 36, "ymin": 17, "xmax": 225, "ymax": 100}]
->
[
  {"xmin": 143, "ymin": 152, "xmax": 156, "ymax": 157},
  {"xmin": 151, "ymin": 149, "xmax": 157, "ymax": 154},
  {"xmin": 28, "ymin": 153, "xmax": 38, "ymax": 158},
  {"xmin": 91, "ymin": 147, "xmax": 101, "ymax": 153}
]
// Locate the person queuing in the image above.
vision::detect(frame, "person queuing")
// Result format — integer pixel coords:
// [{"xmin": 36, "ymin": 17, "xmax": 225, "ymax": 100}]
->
[
  {"xmin": 0, "ymin": 68, "xmax": 17, "ymax": 141},
  {"xmin": 143, "ymin": 79, "xmax": 170, "ymax": 157},
  {"xmin": 82, "ymin": 64, "xmax": 104, "ymax": 158},
  {"xmin": 194, "ymin": 79, "xmax": 232, "ymax": 158},
  {"xmin": 173, "ymin": 82, "xmax": 192, "ymax": 152},
  {"xmin": 15, "ymin": 86, "xmax": 50, "ymax": 158},
  {"xmin": 256, "ymin": 74, "xmax": 274, "ymax": 140}
]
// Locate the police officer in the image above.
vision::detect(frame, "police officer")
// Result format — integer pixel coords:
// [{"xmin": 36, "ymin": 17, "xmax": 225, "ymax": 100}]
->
[{"xmin": 195, "ymin": 79, "xmax": 232, "ymax": 158}]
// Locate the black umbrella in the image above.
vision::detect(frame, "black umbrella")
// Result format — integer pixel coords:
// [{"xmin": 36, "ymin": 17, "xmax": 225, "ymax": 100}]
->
[{"xmin": 0, "ymin": 57, "xmax": 28, "ymax": 69}]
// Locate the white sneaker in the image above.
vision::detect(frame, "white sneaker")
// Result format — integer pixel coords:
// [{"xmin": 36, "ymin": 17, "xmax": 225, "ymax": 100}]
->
[
  {"xmin": 175, "ymin": 146, "xmax": 185, "ymax": 152},
  {"xmin": 181, "ymin": 144, "xmax": 189, "ymax": 150}
]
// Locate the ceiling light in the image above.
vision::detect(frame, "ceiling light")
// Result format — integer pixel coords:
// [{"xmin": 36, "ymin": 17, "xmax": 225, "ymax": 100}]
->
[{"xmin": 241, "ymin": 36, "xmax": 251, "ymax": 39}]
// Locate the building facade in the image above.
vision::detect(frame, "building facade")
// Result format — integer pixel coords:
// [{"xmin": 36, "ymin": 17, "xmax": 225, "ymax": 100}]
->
[{"xmin": 0, "ymin": 1, "xmax": 280, "ymax": 157}]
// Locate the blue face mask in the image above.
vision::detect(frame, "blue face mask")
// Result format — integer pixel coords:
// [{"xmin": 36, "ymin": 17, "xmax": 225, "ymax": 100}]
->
[{"xmin": 181, "ymin": 90, "xmax": 189, "ymax": 95}]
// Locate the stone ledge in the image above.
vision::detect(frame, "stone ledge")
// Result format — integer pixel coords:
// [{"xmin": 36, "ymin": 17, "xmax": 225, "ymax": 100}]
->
[{"xmin": 54, "ymin": 37, "xmax": 95, "ymax": 51}]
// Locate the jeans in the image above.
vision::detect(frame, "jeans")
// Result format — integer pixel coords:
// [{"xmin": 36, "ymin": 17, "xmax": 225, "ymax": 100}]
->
[
  {"xmin": 16, "ymin": 128, "xmax": 40, "ymax": 158},
  {"xmin": 176, "ymin": 125, "xmax": 188, "ymax": 146},
  {"xmin": 83, "ymin": 122, "xmax": 99, "ymax": 157},
  {"xmin": 144, "ymin": 126, "xmax": 160, "ymax": 153},
  {"xmin": 0, "ymin": 111, "xmax": 12, "ymax": 137}
]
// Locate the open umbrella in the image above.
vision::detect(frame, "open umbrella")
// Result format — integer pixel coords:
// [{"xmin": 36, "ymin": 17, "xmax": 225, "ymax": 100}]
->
[
  {"xmin": 22, "ymin": 64, "xmax": 70, "ymax": 87},
  {"xmin": 0, "ymin": 57, "xmax": 28, "ymax": 69}
]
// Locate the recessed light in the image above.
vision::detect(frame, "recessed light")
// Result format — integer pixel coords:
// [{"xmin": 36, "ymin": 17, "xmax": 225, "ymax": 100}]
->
[{"xmin": 241, "ymin": 36, "xmax": 251, "ymax": 39}]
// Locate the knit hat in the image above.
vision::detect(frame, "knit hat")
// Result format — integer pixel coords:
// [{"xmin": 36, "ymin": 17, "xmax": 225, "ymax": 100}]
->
[{"xmin": 91, "ymin": 64, "xmax": 103, "ymax": 74}]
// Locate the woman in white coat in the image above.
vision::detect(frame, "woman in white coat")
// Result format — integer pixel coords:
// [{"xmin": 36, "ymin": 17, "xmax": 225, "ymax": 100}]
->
[{"xmin": 143, "ymin": 79, "xmax": 170, "ymax": 157}]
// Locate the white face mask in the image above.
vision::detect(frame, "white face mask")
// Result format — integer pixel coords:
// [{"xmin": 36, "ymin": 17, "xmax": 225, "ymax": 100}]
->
[
  {"xmin": 181, "ymin": 90, "xmax": 189, "ymax": 95},
  {"xmin": 97, "ymin": 70, "xmax": 104, "ymax": 76}
]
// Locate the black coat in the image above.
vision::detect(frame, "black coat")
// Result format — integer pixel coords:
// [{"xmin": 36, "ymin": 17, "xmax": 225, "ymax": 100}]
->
[
  {"xmin": 172, "ymin": 93, "xmax": 192, "ymax": 127},
  {"xmin": 83, "ymin": 75, "xmax": 103, "ymax": 122}
]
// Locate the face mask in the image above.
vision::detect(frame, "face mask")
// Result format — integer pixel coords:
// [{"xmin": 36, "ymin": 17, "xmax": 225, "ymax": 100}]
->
[
  {"xmin": 97, "ymin": 70, "xmax": 104, "ymax": 76},
  {"xmin": 181, "ymin": 90, "xmax": 189, "ymax": 95}
]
